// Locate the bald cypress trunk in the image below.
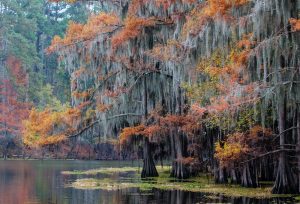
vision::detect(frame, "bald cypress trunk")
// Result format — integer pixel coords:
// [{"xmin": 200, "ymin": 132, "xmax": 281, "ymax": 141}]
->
[
  {"xmin": 169, "ymin": 84, "xmax": 190, "ymax": 179},
  {"xmin": 241, "ymin": 163, "xmax": 257, "ymax": 188},
  {"xmin": 230, "ymin": 169, "xmax": 240, "ymax": 184},
  {"xmin": 3, "ymin": 144, "xmax": 7, "ymax": 160},
  {"xmin": 170, "ymin": 133, "xmax": 190, "ymax": 179},
  {"xmin": 214, "ymin": 165, "xmax": 228, "ymax": 184},
  {"xmin": 141, "ymin": 76, "xmax": 158, "ymax": 178},
  {"xmin": 272, "ymin": 96, "xmax": 297, "ymax": 193},
  {"xmin": 213, "ymin": 131, "xmax": 228, "ymax": 184},
  {"xmin": 260, "ymin": 157, "xmax": 274, "ymax": 181},
  {"xmin": 297, "ymin": 105, "xmax": 300, "ymax": 193},
  {"xmin": 141, "ymin": 137, "xmax": 158, "ymax": 178}
]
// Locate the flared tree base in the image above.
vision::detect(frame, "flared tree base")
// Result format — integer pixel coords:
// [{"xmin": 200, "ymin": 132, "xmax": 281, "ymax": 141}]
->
[
  {"xmin": 141, "ymin": 157, "xmax": 159, "ymax": 178},
  {"xmin": 214, "ymin": 167, "xmax": 228, "ymax": 184},
  {"xmin": 272, "ymin": 160, "xmax": 297, "ymax": 194},
  {"xmin": 241, "ymin": 164, "xmax": 257, "ymax": 188},
  {"xmin": 170, "ymin": 161, "xmax": 190, "ymax": 179}
]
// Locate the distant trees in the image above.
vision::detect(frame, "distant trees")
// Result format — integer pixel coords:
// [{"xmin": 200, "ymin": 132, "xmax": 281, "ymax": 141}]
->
[
  {"xmin": 0, "ymin": 56, "xmax": 30, "ymax": 159},
  {"xmin": 0, "ymin": 0, "xmax": 96, "ymax": 158}
]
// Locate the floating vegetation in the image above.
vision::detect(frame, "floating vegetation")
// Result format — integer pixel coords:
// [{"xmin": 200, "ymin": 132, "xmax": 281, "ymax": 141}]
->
[
  {"xmin": 68, "ymin": 177, "xmax": 276, "ymax": 198},
  {"xmin": 61, "ymin": 166, "xmax": 140, "ymax": 175},
  {"xmin": 68, "ymin": 178, "xmax": 138, "ymax": 190},
  {"xmin": 64, "ymin": 166, "xmax": 290, "ymax": 198}
]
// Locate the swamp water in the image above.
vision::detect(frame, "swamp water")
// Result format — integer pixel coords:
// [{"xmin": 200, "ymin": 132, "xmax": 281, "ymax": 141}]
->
[{"xmin": 0, "ymin": 160, "xmax": 296, "ymax": 204}]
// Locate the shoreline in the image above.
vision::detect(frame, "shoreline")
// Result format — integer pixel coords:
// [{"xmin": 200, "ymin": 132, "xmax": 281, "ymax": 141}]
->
[{"xmin": 62, "ymin": 165, "xmax": 299, "ymax": 199}]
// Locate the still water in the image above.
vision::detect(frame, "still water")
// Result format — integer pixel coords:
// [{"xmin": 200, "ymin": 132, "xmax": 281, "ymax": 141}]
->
[{"xmin": 0, "ymin": 160, "xmax": 295, "ymax": 204}]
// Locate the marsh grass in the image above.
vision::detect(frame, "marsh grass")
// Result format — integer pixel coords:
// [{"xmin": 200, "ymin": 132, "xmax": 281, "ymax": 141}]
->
[
  {"xmin": 62, "ymin": 166, "xmax": 140, "ymax": 175},
  {"xmin": 64, "ymin": 166, "xmax": 295, "ymax": 198}
]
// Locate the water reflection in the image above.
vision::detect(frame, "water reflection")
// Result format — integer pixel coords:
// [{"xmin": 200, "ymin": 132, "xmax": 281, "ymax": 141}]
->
[
  {"xmin": 0, "ymin": 161, "xmax": 295, "ymax": 204},
  {"xmin": 0, "ymin": 162, "xmax": 37, "ymax": 204}
]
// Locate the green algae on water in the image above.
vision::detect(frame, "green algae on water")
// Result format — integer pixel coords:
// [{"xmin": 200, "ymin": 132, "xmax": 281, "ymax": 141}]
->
[
  {"xmin": 63, "ymin": 166, "xmax": 291, "ymax": 198},
  {"xmin": 61, "ymin": 166, "xmax": 140, "ymax": 175}
]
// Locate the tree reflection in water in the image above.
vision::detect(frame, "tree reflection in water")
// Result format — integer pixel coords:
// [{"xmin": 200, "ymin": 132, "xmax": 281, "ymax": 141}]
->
[
  {"xmin": 0, "ymin": 161, "xmax": 37, "ymax": 204},
  {"xmin": 0, "ymin": 160, "xmax": 295, "ymax": 204}
]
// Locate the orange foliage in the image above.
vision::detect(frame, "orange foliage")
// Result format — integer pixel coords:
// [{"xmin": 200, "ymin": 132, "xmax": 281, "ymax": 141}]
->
[
  {"xmin": 127, "ymin": 0, "xmax": 145, "ymax": 14},
  {"xmin": 188, "ymin": 34, "xmax": 257, "ymax": 121},
  {"xmin": 203, "ymin": 0, "xmax": 249, "ymax": 17},
  {"xmin": 207, "ymin": 97, "xmax": 230, "ymax": 114},
  {"xmin": 182, "ymin": 0, "xmax": 197, "ymax": 3},
  {"xmin": 120, "ymin": 123, "xmax": 166, "ymax": 144},
  {"xmin": 23, "ymin": 107, "xmax": 81, "ymax": 147},
  {"xmin": 48, "ymin": 13, "xmax": 157, "ymax": 52},
  {"xmin": 141, "ymin": 125, "xmax": 162, "ymax": 137},
  {"xmin": 161, "ymin": 114, "xmax": 186, "ymax": 126},
  {"xmin": 176, "ymin": 156, "xmax": 196, "ymax": 165},
  {"xmin": 0, "ymin": 80, "xmax": 30, "ymax": 138},
  {"xmin": 72, "ymin": 90, "xmax": 90, "ymax": 99},
  {"xmin": 73, "ymin": 67, "xmax": 87, "ymax": 78},
  {"xmin": 191, "ymin": 104, "xmax": 207, "ymax": 117},
  {"xmin": 72, "ymin": 88, "xmax": 93, "ymax": 101},
  {"xmin": 146, "ymin": 40, "xmax": 184, "ymax": 62},
  {"xmin": 154, "ymin": 0, "xmax": 175, "ymax": 10},
  {"xmin": 47, "ymin": 12, "xmax": 120, "ymax": 53},
  {"xmin": 96, "ymin": 103, "xmax": 113, "ymax": 112},
  {"xmin": 6, "ymin": 56, "xmax": 28, "ymax": 86},
  {"xmin": 49, "ymin": 0, "xmax": 77, "ymax": 2},
  {"xmin": 196, "ymin": 43, "xmax": 251, "ymax": 86},
  {"xmin": 119, "ymin": 125, "xmax": 146, "ymax": 144},
  {"xmin": 181, "ymin": 6, "xmax": 209, "ymax": 37},
  {"xmin": 111, "ymin": 16, "xmax": 156, "ymax": 49},
  {"xmin": 103, "ymin": 86, "xmax": 128, "ymax": 98},
  {"xmin": 215, "ymin": 125, "xmax": 272, "ymax": 167},
  {"xmin": 248, "ymin": 125, "xmax": 273, "ymax": 143},
  {"xmin": 237, "ymin": 33, "xmax": 255, "ymax": 49},
  {"xmin": 182, "ymin": 0, "xmax": 249, "ymax": 38},
  {"xmin": 231, "ymin": 50, "xmax": 249, "ymax": 66},
  {"xmin": 289, "ymin": 18, "xmax": 300, "ymax": 32},
  {"xmin": 76, "ymin": 101, "xmax": 91, "ymax": 110},
  {"xmin": 232, "ymin": 33, "xmax": 255, "ymax": 66},
  {"xmin": 215, "ymin": 133, "xmax": 248, "ymax": 167},
  {"xmin": 153, "ymin": 114, "xmax": 200, "ymax": 136}
]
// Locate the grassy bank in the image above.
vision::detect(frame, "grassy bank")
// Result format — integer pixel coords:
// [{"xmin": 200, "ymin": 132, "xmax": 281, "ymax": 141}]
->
[
  {"xmin": 63, "ymin": 166, "xmax": 294, "ymax": 198},
  {"xmin": 62, "ymin": 166, "xmax": 140, "ymax": 175}
]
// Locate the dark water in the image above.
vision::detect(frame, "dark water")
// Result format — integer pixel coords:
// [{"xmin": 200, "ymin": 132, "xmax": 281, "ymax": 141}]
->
[{"xmin": 0, "ymin": 160, "xmax": 295, "ymax": 204}]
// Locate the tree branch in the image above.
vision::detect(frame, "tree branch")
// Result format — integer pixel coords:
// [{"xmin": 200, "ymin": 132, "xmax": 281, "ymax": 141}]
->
[{"xmin": 67, "ymin": 113, "xmax": 142, "ymax": 138}]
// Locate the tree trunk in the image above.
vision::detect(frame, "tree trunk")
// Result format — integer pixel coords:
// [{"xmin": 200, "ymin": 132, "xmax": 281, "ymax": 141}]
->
[
  {"xmin": 170, "ymin": 133, "xmax": 190, "ymax": 179},
  {"xmin": 171, "ymin": 160, "xmax": 190, "ymax": 179},
  {"xmin": 3, "ymin": 151, "xmax": 7, "ymax": 160},
  {"xmin": 214, "ymin": 165, "xmax": 228, "ymax": 184},
  {"xmin": 3, "ymin": 142, "xmax": 8, "ymax": 160},
  {"xmin": 230, "ymin": 169, "xmax": 240, "ymax": 184},
  {"xmin": 241, "ymin": 163, "xmax": 257, "ymax": 187},
  {"xmin": 260, "ymin": 157, "xmax": 274, "ymax": 181},
  {"xmin": 160, "ymin": 157, "xmax": 164, "ymax": 168},
  {"xmin": 141, "ymin": 137, "xmax": 158, "ymax": 178},
  {"xmin": 272, "ymin": 97, "xmax": 297, "ymax": 193},
  {"xmin": 141, "ymin": 74, "xmax": 158, "ymax": 178},
  {"xmin": 296, "ymin": 105, "xmax": 300, "ymax": 193}
]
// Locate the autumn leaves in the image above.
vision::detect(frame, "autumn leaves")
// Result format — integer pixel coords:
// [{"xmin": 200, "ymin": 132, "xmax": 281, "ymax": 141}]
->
[
  {"xmin": 47, "ymin": 13, "xmax": 158, "ymax": 53},
  {"xmin": 23, "ymin": 107, "xmax": 81, "ymax": 147}
]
